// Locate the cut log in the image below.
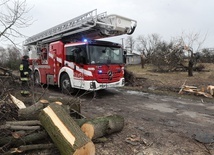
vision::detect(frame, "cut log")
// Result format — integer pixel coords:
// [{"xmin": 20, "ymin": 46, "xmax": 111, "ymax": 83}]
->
[
  {"xmin": 18, "ymin": 99, "xmax": 49, "ymax": 120},
  {"xmin": 39, "ymin": 103, "xmax": 95, "ymax": 155},
  {"xmin": 207, "ymin": 85, "xmax": 214, "ymax": 96},
  {"xmin": 11, "ymin": 131, "xmax": 27, "ymax": 139},
  {"xmin": 0, "ymin": 131, "xmax": 48, "ymax": 147},
  {"xmin": 4, "ymin": 143, "xmax": 55, "ymax": 154},
  {"xmin": 81, "ymin": 115, "xmax": 124, "ymax": 140}
]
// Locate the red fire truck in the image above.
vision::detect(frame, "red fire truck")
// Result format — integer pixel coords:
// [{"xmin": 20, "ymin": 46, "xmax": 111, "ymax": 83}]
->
[{"xmin": 24, "ymin": 9, "xmax": 137, "ymax": 94}]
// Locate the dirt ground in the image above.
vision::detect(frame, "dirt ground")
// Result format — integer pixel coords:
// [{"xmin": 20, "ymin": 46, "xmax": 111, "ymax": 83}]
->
[
  {"xmin": 125, "ymin": 63, "xmax": 214, "ymax": 93},
  {"xmin": 80, "ymin": 88, "xmax": 214, "ymax": 155},
  {"xmin": 1, "ymin": 63, "xmax": 214, "ymax": 155},
  {"xmin": 80, "ymin": 63, "xmax": 214, "ymax": 155}
]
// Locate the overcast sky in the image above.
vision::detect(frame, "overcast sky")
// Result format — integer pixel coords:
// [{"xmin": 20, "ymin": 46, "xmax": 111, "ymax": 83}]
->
[{"xmin": 16, "ymin": 0, "xmax": 214, "ymax": 49}]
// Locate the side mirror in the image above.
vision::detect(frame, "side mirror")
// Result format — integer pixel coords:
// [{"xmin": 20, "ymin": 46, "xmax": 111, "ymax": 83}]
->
[
  {"xmin": 123, "ymin": 50, "xmax": 127, "ymax": 64},
  {"xmin": 123, "ymin": 50, "xmax": 127, "ymax": 55}
]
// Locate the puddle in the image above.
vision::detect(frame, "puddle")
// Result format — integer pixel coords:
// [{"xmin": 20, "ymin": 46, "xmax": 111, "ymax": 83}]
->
[
  {"xmin": 145, "ymin": 103, "xmax": 176, "ymax": 113},
  {"xmin": 161, "ymin": 97, "xmax": 205, "ymax": 106},
  {"xmin": 126, "ymin": 90, "xmax": 149, "ymax": 96}
]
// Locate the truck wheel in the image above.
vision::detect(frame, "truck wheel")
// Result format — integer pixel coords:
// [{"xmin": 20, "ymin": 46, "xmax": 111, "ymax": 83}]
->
[
  {"xmin": 34, "ymin": 71, "xmax": 41, "ymax": 85},
  {"xmin": 60, "ymin": 74, "xmax": 76, "ymax": 94}
]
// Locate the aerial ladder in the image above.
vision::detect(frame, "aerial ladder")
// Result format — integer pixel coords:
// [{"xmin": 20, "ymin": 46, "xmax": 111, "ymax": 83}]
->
[{"xmin": 24, "ymin": 9, "xmax": 137, "ymax": 46}]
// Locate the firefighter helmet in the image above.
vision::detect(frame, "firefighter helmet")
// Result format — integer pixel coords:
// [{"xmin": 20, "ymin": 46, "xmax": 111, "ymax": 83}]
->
[{"xmin": 22, "ymin": 55, "xmax": 29, "ymax": 60}]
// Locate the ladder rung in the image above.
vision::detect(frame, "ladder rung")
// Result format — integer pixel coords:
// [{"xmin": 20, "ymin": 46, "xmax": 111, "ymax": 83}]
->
[{"xmin": 25, "ymin": 9, "xmax": 100, "ymax": 45}]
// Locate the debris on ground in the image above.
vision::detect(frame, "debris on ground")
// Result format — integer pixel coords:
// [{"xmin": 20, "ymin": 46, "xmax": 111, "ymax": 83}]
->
[
  {"xmin": 178, "ymin": 84, "xmax": 214, "ymax": 98},
  {"xmin": 0, "ymin": 93, "xmax": 125, "ymax": 154}
]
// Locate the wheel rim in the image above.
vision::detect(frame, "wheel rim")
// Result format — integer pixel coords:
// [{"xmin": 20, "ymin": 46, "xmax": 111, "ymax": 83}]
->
[{"xmin": 62, "ymin": 79, "xmax": 70, "ymax": 90}]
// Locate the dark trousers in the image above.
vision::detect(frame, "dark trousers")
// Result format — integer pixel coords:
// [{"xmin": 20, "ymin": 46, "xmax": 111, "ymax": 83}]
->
[{"xmin": 20, "ymin": 79, "xmax": 30, "ymax": 96}]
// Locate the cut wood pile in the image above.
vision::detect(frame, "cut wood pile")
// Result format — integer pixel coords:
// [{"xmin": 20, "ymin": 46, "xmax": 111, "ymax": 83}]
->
[
  {"xmin": 179, "ymin": 83, "xmax": 214, "ymax": 98},
  {"xmin": 124, "ymin": 69, "xmax": 137, "ymax": 86},
  {"xmin": 0, "ymin": 94, "xmax": 124, "ymax": 155}
]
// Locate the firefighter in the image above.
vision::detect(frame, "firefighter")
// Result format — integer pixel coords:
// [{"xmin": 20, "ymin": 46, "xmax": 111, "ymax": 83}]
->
[{"xmin": 19, "ymin": 55, "xmax": 30, "ymax": 96}]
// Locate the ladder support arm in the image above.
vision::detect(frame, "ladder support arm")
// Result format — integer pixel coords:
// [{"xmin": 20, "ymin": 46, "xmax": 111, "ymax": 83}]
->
[{"xmin": 24, "ymin": 10, "xmax": 137, "ymax": 46}]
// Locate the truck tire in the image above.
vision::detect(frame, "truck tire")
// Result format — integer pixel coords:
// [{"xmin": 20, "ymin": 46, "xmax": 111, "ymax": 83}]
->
[
  {"xmin": 60, "ymin": 73, "xmax": 77, "ymax": 94},
  {"xmin": 34, "ymin": 71, "xmax": 41, "ymax": 85}
]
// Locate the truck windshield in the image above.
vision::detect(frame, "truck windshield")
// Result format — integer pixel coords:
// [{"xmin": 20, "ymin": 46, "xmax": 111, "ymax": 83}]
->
[{"xmin": 89, "ymin": 45, "xmax": 123, "ymax": 64}]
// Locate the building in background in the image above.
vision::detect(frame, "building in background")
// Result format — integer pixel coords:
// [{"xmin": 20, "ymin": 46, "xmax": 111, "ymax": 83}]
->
[{"xmin": 126, "ymin": 51, "xmax": 141, "ymax": 65}]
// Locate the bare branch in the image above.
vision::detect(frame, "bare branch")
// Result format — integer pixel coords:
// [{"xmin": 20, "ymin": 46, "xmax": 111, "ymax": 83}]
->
[
  {"xmin": 136, "ymin": 33, "xmax": 161, "ymax": 59},
  {"xmin": 173, "ymin": 31, "xmax": 207, "ymax": 52},
  {"xmin": 0, "ymin": 0, "xmax": 9, "ymax": 6},
  {"xmin": 0, "ymin": 0, "xmax": 33, "ymax": 46},
  {"xmin": 125, "ymin": 36, "xmax": 135, "ymax": 53}
]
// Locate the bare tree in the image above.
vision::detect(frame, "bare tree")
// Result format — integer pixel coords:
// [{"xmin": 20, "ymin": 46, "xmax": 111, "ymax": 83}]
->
[
  {"xmin": 172, "ymin": 32, "xmax": 207, "ymax": 76},
  {"xmin": 0, "ymin": 46, "xmax": 7, "ymax": 66},
  {"xmin": 6, "ymin": 46, "xmax": 21, "ymax": 69},
  {"xmin": 0, "ymin": 46, "xmax": 21, "ymax": 69},
  {"xmin": 0, "ymin": 0, "xmax": 33, "ymax": 47},
  {"xmin": 125, "ymin": 36, "xmax": 135, "ymax": 53},
  {"xmin": 137, "ymin": 33, "xmax": 161, "ymax": 62}
]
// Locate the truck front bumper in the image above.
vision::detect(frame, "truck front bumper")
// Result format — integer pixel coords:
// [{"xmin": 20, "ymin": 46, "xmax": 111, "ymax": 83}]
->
[{"xmin": 82, "ymin": 78, "xmax": 125, "ymax": 91}]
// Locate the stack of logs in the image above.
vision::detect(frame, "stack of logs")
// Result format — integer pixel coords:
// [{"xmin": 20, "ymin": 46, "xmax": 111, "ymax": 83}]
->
[{"xmin": 0, "ymin": 95, "xmax": 124, "ymax": 155}]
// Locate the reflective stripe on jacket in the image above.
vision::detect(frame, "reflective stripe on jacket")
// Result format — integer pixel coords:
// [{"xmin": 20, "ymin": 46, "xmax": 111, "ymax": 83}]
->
[
  {"xmin": 20, "ymin": 64, "xmax": 24, "ymax": 71},
  {"xmin": 24, "ymin": 72, "xmax": 29, "ymax": 75},
  {"xmin": 21, "ymin": 90, "xmax": 30, "ymax": 95},
  {"xmin": 20, "ymin": 77, "xmax": 29, "ymax": 81}
]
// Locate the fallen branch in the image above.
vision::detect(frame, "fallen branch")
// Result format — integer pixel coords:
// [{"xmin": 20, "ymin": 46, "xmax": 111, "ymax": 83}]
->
[
  {"xmin": 178, "ymin": 80, "xmax": 187, "ymax": 94},
  {"xmin": 6, "ymin": 120, "xmax": 41, "ymax": 126},
  {"xmin": 179, "ymin": 84, "xmax": 213, "ymax": 98},
  {"xmin": 3, "ymin": 143, "xmax": 55, "ymax": 155},
  {"xmin": 0, "ymin": 124, "xmax": 40, "ymax": 130},
  {"xmin": 9, "ymin": 94, "xmax": 26, "ymax": 109},
  {"xmin": 0, "ymin": 131, "xmax": 48, "ymax": 147},
  {"xmin": 18, "ymin": 100, "xmax": 49, "ymax": 120}
]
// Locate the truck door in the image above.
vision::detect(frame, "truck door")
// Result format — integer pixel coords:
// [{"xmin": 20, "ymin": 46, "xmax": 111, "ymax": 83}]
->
[{"xmin": 72, "ymin": 47, "xmax": 86, "ymax": 88}]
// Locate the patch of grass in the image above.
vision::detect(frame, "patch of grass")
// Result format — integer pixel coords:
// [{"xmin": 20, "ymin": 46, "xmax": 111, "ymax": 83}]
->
[{"xmin": 125, "ymin": 63, "xmax": 214, "ymax": 101}]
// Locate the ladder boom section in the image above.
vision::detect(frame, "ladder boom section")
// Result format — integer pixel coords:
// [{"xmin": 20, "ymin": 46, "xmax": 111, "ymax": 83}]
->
[{"xmin": 24, "ymin": 9, "xmax": 137, "ymax": 45}]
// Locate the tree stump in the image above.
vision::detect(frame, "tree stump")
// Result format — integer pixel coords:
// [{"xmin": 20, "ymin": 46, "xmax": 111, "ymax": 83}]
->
[{"xmin": 39, "ymin": 103, "xmax": 95, "ymax": 155}]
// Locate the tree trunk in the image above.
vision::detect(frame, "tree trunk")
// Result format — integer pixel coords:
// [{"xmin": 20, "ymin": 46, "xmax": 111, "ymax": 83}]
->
[
  {"xmin": 188, "ymin": 59, "xmax": 193, "ymax": 76},
  {"xmin": 81, "ymin": 115, "xmax": 124, "ymax": 140},
  {"xmin": 141, "ymin": 55, "xmax": 145, "ymax": 68},
  {"xmin": 18, "ymin": 99, "xmax": 49, "ymax": 120},
  {"xmin": 39, "ymin": 103, "xmax": 95, "ymax": 155}
]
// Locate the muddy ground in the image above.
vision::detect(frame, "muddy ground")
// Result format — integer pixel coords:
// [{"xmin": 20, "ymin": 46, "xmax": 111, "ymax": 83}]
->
[
  {"xmin": 78, "ymin": 87, "xmax": 214, "ymax": 155},
  {"xmin": 1, "ymin": 64, "xmax": 214, "ymax": 155},
  {"xmin": 80, "ymin": 63, "xmax": 214, "ymax": 155}
]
